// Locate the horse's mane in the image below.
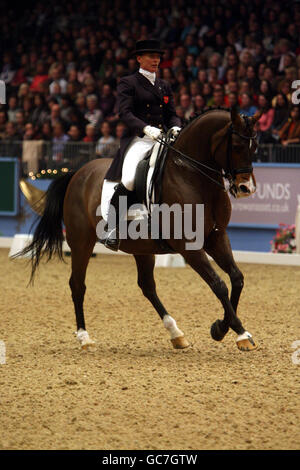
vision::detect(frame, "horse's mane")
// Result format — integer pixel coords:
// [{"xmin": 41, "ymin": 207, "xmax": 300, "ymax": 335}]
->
[{"xmin": 183, "ymin": 106, "xmax": 230, "ymax": 129}]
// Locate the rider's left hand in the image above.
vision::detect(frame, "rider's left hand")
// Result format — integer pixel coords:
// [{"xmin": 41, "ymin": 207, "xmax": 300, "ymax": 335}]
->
[{"xmin": 170, "ymin": 126, "xmax": 181, "ymax": 138}]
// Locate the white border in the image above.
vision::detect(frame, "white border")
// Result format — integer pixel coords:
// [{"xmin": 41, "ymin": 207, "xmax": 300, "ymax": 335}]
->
[{"xmin": 2, "ymin": 235, "xmax": 300, "ymax": 266}]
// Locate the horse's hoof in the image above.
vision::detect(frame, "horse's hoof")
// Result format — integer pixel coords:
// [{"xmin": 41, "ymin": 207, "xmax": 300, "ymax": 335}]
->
[
  {"xmin": 236, "ymin": 333, "xmax": 258, "ymax": 351},
  {"xmin": 81, "ymin": 339, "xmax": 96, "ymax": 350},
  {"xmin": 76, "ymin": 329, "xmax": 96, "ymax": 350},
  {"xmin": 210, "ymin": 319, "xmax": 228, "ymax": 341},
  {"xmin": 171, "ymin": 336, "xmax": 190, "ymax": 349}
]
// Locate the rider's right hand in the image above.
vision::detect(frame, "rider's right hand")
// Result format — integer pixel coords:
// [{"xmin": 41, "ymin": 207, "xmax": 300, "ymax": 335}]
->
[{"xmin": 143, "ymin": 125, "xmax": 162, "ymax": 140}]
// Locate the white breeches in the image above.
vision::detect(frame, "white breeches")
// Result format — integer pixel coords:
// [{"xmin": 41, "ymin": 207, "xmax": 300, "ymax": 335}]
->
[{"xmin": 121, "ymin": 135, "xmax": 154, "ymax": 191}]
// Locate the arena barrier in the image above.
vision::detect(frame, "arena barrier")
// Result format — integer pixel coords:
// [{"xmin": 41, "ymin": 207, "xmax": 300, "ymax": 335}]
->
[{"xmin": 3, "ymin": 234, "xmax": 300, "ymax": 267}]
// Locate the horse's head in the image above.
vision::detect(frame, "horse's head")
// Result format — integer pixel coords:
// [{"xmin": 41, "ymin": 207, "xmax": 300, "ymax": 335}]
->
[
  {"xmin": 228, "ymin": 107, "xmax": 261, "ymax": 198},
  {"xmin": 212, "ymin": 108, "xmax": 262, "ymax": 199}
]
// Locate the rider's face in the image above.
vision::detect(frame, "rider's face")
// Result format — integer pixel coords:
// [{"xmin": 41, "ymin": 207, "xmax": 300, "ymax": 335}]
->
[{"xmin": 137, "ymin": 53, "xmax": 160, "ymax": 73}]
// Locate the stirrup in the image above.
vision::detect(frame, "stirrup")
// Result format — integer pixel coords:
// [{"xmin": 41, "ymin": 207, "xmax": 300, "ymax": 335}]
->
[{"xmin": 99, "ymin": 227, "xmax": 120, "ymax": 252}]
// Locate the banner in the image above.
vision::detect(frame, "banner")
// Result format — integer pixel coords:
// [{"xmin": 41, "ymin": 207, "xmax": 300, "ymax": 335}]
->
[{"xmin": 229, "ymin": 164, "xmax": 300, "ymax": 226}]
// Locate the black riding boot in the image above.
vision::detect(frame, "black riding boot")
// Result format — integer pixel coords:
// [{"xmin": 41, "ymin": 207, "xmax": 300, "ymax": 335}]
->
[{"xmin": 99, "ymin": 182, "xmax": 131, "ymax": 252}]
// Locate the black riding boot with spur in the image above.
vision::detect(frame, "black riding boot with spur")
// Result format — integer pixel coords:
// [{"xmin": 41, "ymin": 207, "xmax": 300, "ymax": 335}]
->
[{"xmin": 99, "ymin": 182, "xmax": 131, "ymax": 252}]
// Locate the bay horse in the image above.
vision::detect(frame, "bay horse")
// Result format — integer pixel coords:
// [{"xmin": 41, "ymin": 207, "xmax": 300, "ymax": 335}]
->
[{"xmin": 19, "ymin": 107, "xmax": 260, "ymax": 352}]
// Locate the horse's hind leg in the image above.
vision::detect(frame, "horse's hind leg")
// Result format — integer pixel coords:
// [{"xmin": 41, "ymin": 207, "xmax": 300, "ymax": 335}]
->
[
  {"xmin": 183, "ymin": 249, "xmax": 257, "ymax": 352},
  {"xmin": 68, "ymin": 228, "xmax": 97, "ymax": 349},
  {"xmin": 134, "ymin": 254, "xmax": 189, "ymax": 349}
]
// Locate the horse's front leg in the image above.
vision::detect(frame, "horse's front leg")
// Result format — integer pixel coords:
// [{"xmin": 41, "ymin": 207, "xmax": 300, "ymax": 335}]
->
[
  {"xmin": 183, "ymin": 249, "xmax": 257, "ymax": 351},
  {"xmin": 134, "ymin": 254, "xmax": 189, "ymax": 349},
  {"xmin": 204, "ymin": 228, "xmax": 245, "ymax": 340}
]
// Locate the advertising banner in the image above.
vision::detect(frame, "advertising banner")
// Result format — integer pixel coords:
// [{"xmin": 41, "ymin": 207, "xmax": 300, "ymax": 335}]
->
[{"xmin": 229, "ymin": 164, "xmax": 300, "ymax": 227}]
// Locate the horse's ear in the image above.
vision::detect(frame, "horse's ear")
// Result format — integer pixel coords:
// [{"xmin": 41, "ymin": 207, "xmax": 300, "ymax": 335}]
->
[
  {"xmin": 249, "ymin": 109, "xmax": 263, "ymax": 125},
  {"xmin": 230, "ymin": 106, "xmax": 242, "ymax": 128}
]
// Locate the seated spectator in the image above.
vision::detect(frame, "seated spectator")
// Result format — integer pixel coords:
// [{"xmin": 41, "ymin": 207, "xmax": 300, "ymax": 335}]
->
[
  {"xmin": 85, "ymin": 95, "xmax": 103, "ymax": 127},
  {"xmin": 207, "ymin": 86, "xmax": 225, "ymax": 107},
  {"xmin": 68, "ymin": 125, "xmax": 82, "ymax": 142},
  {"xmin": 114, "ymin": 121, "xmax": 126, "ymax": 144},
  {"xmin": 272, "ymin": 93, "xmax": 290, "ymax": 134},
  {"xmin": 96, "ymin": 121, "xmax": 117, "ymax": 158},
  {"xmin": 179, "ymin": 94, "xmax": 194, "ymax": 120},
  {"xmin": 49, "ymin": 65, "xmax": 67, "ymax": 95},
  {"xmin": 278, "ymin": 106, "xmax": 300, "ymax": 146},
  {"xmin": 0, "ymin": 110, "xmax": 8, "ymax": 139},
  {"xmin": 22, "ymin": 96, "xmax": 34, "ymax": 123},
  {"xmin": 83, "ymin": 124, "xmax": 96, "ymax": 142},
  {"xmin": 256, "ymin": 94, "xmax": 275, "ymax": 143},
  {"xmin": 52, "ymin": 120, "xmax": 70, "ymax": 161},
  {"xmin": 31, "ymin": 94, "xmax": 49, "ymax": 128},
  {"xmin": 193, "ymin": 94, "xmax": 206, "ymax": 113},
  {"xmin": 239, "ymin": 93, "xmax": 258, "ymax": 117},
  {"xmin": 48, "ymin": 103, "xmax": 63, "ymax": 128},
  {"xmin": 40, "ymin": 122, "xmax": 52, "ymax": 141},
  {"xmin": 15, "ymin": 110, "xmax": 26, "ymax": 137},
  {"xmin": 7, "ymin": 96, "xmax": 19, "ymax": 123},
  {"xmin": 4, "ymin": 121, "xmax": 22, "ymax": 141},
  {"xmin": 29, "ymin": 60, "xmax": 49, "ymax": 92},
  {"xmin": 17, "ymin": 83, "xmax": 31, "ymax": 107},
  {"xmin": 98, "ymin": 84, "xmax": 116, "ymax": 118},
  {"xmin": 23, "ymin": 122, "xmax": 36, "ymax": 140}
]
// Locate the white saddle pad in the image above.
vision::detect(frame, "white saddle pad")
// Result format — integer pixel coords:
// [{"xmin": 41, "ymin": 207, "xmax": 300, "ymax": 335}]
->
[{"xmin": 100, "ymin": 141, "xmax": 160, "ymax": 221}]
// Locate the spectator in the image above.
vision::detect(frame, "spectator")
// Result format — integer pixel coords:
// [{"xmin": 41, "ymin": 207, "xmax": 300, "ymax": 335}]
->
[
  {"xmin": 278, "ymin": 106, "xmax": 300, "ymax": 146},
  {"xmin": 96, "ymin": 121, "xmax": 117, "ymax": 158},
  {"xmin": 52, "ymin": 120, "xmax": 70, "ymax": 161},
  {"xmin": 84, "ymin": 95, "xmax": 103, "ymax": 127},
  {"xmin": 31, "ymin": 94, "xmax": 49, "ymax": 128},
  {"xmin": 7, "ymin": 96, "xmax": 19, "ymax": 123},
  {"xmin": 256, "ymin": 95, "xmax": 275, "ymax": 143},
  {"xmin": 49, "ymin": 65, "xmax": 68, "ymax": 94},
  {"xmin": 272, "ymin": 93, "xmax": 290, "ymax": 134},
  {"xmin": 239, "ymin": 93, "xmax": 258, "ymax": 117},
  {"xmin": 68, "ymin": 124, "xmax": 82, "ymax": 142},
  {"xmin": 83, "ymin": 124, "xmax": 96, "ymax": 142},
  {"xmin": 29, "ymin": 60, "xmax": 49, "ymax": 92},
  {"xmin": 40, "ymin": 122, "xmax": 52, "ymax": 141},
  {"xmin": 15, "ymin": 110, "xmax": 26, "ymax": 137},
  {"xmin": 0, "ymin": 110, "xmax": 8, "ymax": 139},
  {"xmin": 98, "ymin": 84, "xmax": 116, "ymax": 118},
  {"xmin": 179, "ymin": 94, "xmax": 194, "ymax": 120}
]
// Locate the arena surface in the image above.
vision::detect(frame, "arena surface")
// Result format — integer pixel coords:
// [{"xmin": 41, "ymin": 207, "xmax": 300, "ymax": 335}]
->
[{"xmin": 0, "ymin": 248, "xmax": 299, "ymax": 450}]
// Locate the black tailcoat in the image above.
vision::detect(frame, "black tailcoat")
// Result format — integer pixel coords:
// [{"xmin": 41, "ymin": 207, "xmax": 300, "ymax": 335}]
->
[{"xmin": 105, "ymin": 71, "xmax": 181, "ymax": 181}]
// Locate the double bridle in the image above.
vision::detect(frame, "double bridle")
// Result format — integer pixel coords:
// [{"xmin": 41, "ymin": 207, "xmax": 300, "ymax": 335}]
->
[{"xmin": 156, "ymin": 116, "xmax": 257, "ymax": 192}]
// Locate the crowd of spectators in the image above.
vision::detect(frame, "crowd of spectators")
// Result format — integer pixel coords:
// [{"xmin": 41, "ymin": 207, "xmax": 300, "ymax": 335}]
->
[{"xmin": 1, "ymin": 0, "xmax": 300, "ymax": 169}]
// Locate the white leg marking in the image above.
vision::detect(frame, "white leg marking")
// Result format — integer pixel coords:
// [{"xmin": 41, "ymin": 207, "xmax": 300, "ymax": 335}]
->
[
  {"xmin": 236, "ymin": 331, "xmax": 252, "ymax": 343},
  {"xmin": 163, "ymin": 315, "xmax": 184, "ymax": 340},
  {"xmin": 76, "ymin": 328, "xmax": 95, "ymax": 347}
]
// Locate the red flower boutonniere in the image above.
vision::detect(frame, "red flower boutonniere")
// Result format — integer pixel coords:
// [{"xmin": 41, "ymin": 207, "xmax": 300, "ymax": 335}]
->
[{"xmin": 163, "ymin": 96, "xmax": 169, "ymax": 104}]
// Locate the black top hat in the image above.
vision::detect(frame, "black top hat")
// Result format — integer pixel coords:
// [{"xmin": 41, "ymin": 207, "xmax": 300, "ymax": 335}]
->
[{"xmin": 132, "ymin": 39, "xmax": 165, "ymax": 56}]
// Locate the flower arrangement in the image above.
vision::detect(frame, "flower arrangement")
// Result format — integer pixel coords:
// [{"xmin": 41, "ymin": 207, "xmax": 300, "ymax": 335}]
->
[{"xmin": 270, "ymin": 223, "xmax": 296, "ymax": 253}]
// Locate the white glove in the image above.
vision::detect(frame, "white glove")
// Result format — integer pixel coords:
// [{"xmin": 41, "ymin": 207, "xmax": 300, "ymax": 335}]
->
[
  {"xmin": 170, "ymin": 126, "xmax": 181, "ymax": 137},
  {"xmin": 143, "ymin": 125, "xmax": 162, "ymax": 140}
]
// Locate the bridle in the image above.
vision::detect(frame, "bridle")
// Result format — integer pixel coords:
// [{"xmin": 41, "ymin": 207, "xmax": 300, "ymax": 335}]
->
[{"xmin": 156, "ymin": 115, "xmax": 257, "ymax": 192}]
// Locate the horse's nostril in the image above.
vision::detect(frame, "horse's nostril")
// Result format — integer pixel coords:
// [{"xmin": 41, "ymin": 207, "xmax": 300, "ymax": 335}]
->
[{"xmin": 239, "ymin": 185, "xmax": 250, "ymax": 193}]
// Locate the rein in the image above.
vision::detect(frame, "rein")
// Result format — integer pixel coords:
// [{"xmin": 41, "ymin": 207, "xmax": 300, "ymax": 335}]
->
[{"xmin": 156, "ymin": 115, "xmax": 256, "ymax": 191}]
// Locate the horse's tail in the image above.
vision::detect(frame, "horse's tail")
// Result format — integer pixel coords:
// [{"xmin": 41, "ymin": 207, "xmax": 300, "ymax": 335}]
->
[{"xmin": 13, "ymin": 171, "xmax": 75, "ymax": 283}]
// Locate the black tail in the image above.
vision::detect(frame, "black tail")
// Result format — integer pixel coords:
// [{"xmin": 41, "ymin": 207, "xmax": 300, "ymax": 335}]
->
[{"xmin": 13, "ymin": 172, "xmax": 75, "ymax": 283}]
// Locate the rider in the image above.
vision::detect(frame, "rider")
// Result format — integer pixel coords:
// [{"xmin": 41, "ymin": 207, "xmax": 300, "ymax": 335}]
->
[{"xmin": 100, "ymin": 39, "xmax": 182, "ymax": 251}]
